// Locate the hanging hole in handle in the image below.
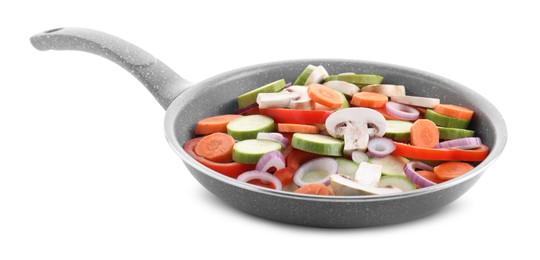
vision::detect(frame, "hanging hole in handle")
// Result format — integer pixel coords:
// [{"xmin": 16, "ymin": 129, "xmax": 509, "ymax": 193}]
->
[{"xmin": 44, "ymin": 28, "xmax": 63, "ymax": 33}]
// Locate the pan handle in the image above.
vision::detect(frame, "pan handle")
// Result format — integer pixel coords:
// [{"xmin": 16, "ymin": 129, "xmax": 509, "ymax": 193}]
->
[{"xmin": 30, "ymin": 27, "xmax": 190, "ymax": 110}]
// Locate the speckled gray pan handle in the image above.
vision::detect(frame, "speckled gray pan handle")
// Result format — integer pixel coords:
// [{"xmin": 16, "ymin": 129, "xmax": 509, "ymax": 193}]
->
[{"xmin": 30, "ymin": 27, "xmax": 190, "ymax": 110}]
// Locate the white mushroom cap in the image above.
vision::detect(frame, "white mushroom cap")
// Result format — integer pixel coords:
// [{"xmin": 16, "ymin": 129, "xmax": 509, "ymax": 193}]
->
[
  {"xmin": 257, "ymin": 91, "xmax": 300, "ymax": 108},
  {"xmin": 325, "ymin": 108, "xmax": 387, "ymax": 154},
  {"xmin": 325, "ymin": 108, "xmax": 386, "ymax": 137},
  {"xmin": 323, "ymin": 80, "xmax": 360, "ymax": 96},
  {"xmin": 304, "ymin": 66, "xmax": 329, "ymax": 85},
  {"xmin": 286, "ymin": 85, "xmax": 314, "ymax": 110}
]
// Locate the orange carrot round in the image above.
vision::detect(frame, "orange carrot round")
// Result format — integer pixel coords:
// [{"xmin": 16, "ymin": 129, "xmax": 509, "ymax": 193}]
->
[
  {"xmin": 294, "ymin": 183, "xmax": 330, "ymax": 195},
  {"xmin": 410, "ymin": 119, "xmax": 440, "ymax": 148},
  {"xmin": 417, "ymin": 170, "xmax": 444, "ymax": 184},
  {"xmin": 194, "ymin": 133, "xmax": 235, "ymax": 163},
  {"xmin": 434, "ymin": 162, "xmax": 474, "ymax": 181},
  {"xmin": 184, "ymin": 137, "xmax": 255, "ymax": 178},
  {"xmin": 307, "ymin": 83, "xmax": 343, "ymax": 108},
  {"xmin": 434, "ymin": 104, "xmax": 474, "ymax": 121},
  {"xmin": 350, "ymin": 92, "xmax": 388, "ymax": 108},
  {"xmin": 277, "ymin": 123, "xmax": 319, "ymax": 134},
  {"xmin": 195, "ymin": 114, "xmax": 243, "ymax": 135}
]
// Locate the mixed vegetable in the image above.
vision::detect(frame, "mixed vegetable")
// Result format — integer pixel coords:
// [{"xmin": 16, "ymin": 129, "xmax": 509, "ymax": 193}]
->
[{"xmin": 184, "ymin": 65, "xmax": 489, "ymax": 196}]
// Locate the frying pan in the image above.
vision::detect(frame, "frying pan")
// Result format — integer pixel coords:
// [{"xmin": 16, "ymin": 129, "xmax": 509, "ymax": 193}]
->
[{"xmin": 30, "ymin": 27, "xmax": 507, "ymax": 228}]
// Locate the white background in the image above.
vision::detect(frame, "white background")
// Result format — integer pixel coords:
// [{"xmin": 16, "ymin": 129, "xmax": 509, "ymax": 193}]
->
[{"xmin": 1, "ymin": 1, "xmax": 537, "ymax": 259}]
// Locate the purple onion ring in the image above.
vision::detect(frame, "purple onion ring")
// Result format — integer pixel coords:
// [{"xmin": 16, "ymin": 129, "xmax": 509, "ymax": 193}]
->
[
  {"xmin": 293, "ymin": 157, "xmax": 337, "ymax": 187},
  {"xmin": 237, "ymin": 170, "xmax": 283, "ymax": 190},
  {"xmin": 257, "ymin": 132, "xmax": 288, "ymax": 148},
  {"xmin": 386, "ymin": 101, "xmax": 420, "ymax": 121},
  {"xmin": 234, "ymin": 102, "xmax": 259, "ymax": 114},
  {"xmin": 403, "ymin": 161, "xmax": 436, "ymax": 188},
  {"xmin": 436, "ymin": 137, "xmax": 482, "ymax": 150},
  {"xmin": 255, "ymin": 151, "xmax": 286, "ymax": 173},
  {"xmin": 367, "ymin": 137, "xmax": 396, "ymax": 158}
]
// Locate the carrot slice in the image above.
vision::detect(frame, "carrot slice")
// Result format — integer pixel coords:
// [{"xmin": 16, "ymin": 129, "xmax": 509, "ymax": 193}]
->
[
  {"xmin": 274, "ymin": 167, "xmax": 294, "ymax": 186},
  {"xmin": 294, "ymin": 183, "xmax": 330, "ymax": 195},
  {"xmin": 410, "ymin": 119, "xmax": 439, "ymax": 148},
  {"xmin": 434, "ymin": 162, "xmax": 474, "ymax": 180},
  {"xmin": 184, "ymin": 138, "xmax": 255, "ymax": 178},
  {"xmin": 350, "ymin": 92, "xmax": 388, "ymax": 108},
  {"xmin": 307, "ymin": 83, "xmax": 343, "ymax": 108},
  {"xmin": 417, "ymin": 170, "xmax": 445, "ymax": 184},
  {"xmin": 277, "ymin": 123, "xmax": 319, "ymax": 134},
  {"xmin": 195, "ymin": 114, "xmax": 243, "ymax": 135},
  {"xmin": 194, "ymin": 133, "xmax": 235, "ymax": 163},
  {"xmin": 434, "ymin": 104, "xmax": 474, "ymax": 121}
]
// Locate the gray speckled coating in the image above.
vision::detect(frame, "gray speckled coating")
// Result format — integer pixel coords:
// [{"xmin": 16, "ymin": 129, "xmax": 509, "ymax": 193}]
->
[
  {"xmin": 30, "ymin": 28, "xmax": 190, "ymax": 109},
  {"xmin": 31, "ymin": 28, "xmax": 507, "ymax": 228}
]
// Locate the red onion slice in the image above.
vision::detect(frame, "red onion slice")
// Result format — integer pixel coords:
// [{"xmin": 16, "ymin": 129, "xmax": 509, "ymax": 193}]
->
[
  {"xmin": 403, "ymin": 161, "xmax": 435, "ymax": 188},
  {"xmin": 436, "ymin": 137, "xmax": 482, "ymax": 150},
  {"xmin": 234, "ymin": 102, "xmax": 259, "ymax": 114},
  {"xmin": 257, "ymin": 132, "xmax": 288, "ymax": 148},
  {"xmin": 293, "ymin": 157, "xmax": 338, "ymax": 187},
  {"xmin": 367, "ymin": 137, "xmax": 396, "ymax": 158},
  {"xmin": 385, "ymin": 101, "xmax": 420, "ymax": 121},
  {"xmin": 237, "ymin": 170, "xmax": 283, "ymax": 191},
  {"xmin": 255, "ymin": 151, "xmax": 286, "ymax": 173}
]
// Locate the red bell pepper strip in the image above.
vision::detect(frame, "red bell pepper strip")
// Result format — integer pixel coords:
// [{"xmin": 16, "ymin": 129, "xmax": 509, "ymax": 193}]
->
[
  {"xmin": 259, "ymin": 108, "xmax": 334, "ymax": 124},
  {"xmin": 392, "ymin": 142, "xmax": 489, "ymax": 162}
]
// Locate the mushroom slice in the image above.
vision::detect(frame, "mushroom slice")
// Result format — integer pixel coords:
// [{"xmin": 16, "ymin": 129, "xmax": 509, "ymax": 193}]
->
[
  {"xmin": 304, "ymin": 65, "xmax": 329, "ymax": 85},
  {"xmin": 354, "ymin": 162, "xmax": 382, "ymax": 187},
  {"xmin": 362, "ymin": 84, "xmax": 406, "ymax": 97},
  {"xmin": 323, "ymin": 80, "xmax": 360, "ymax": 96},
  {"xmin": 325, "ymin": 108, "xmax": 387, "ymax": 154},
  {"xmin": 326, "ymin": 108, "xmax": 387, "ymax": 137},
  {"xmin": 286, "ymin": 85, "xmax": 315, "ymax": 110},
  {"xmin": 256, "ymin": 91, "xmax": 300, "ymax": 108},
  {"xmin": 342, "ymin": 123, "xmax": 369, "ymax": 154},
  {"xmin": 330, "ymin": 175, "xmax": 402, "ymax": 196}
]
